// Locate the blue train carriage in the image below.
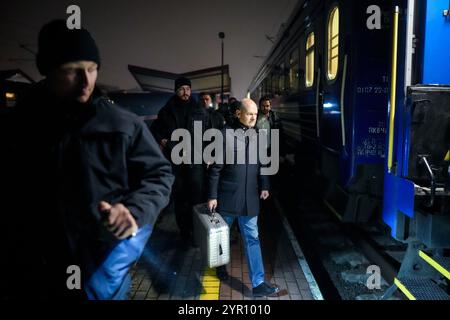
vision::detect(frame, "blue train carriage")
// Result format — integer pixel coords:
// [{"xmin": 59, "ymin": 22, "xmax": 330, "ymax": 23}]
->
[
  {"xmin": 381, "ymin": 0, "xmax": 450, "ymax": 300},
  {"xmin": 248, "ymin": 0, "xmax": 393, "ymax": 223}
]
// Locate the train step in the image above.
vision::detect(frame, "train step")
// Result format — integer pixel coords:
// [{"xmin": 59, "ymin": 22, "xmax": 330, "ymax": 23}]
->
[
  {"xmin": 419, "ymin": 250, "xmax": 450, "ymax": 281},
  {"xmin": 394, "ymin": 277, "xmax": 450, "ymax": 300}
]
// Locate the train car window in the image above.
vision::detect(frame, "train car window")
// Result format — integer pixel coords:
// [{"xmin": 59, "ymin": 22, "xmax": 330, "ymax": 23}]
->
[
  {"xmin": 289, "ymin": 48, "xmax": 299, "ymax": 91},
  {"xmin": 272, "ymin": 71, "xmax": 278, "ymax": 94},
  {"xmin": 257, "ymin": 85, "xmax": 262, "ymax": 99},
  {"xmin": 305, "ymin": 32, "xmax": 315, "ymax": 87},
  {"xmin": 279, "ymin": 63, "xmax": 286, "ymax": 92},
  {"xmin": 5, "ymin": 92, "xmax": 17, "ymax": 107},
  {"xmin": 269, "ymin": 76, "xmax": 272, "ymax": 94},
  {"xmin": 264, "ymin": 77, "xmax": 270, "ymax": 95},
  {"xmin": 327, "ymin": 6, "xmax": 339, "ymax": 81}
]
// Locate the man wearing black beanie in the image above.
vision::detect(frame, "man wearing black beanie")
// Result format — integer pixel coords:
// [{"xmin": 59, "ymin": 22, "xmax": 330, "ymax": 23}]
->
[
  {"xmin": 151, "ymin": 76, "xmax": 197, "ymax": 246},
  {"xmin": 36, "ymin": 19, "xmax": 101, "ymax": 76},
  {"xmin": 174, "ymin": 77, "xmax": 191, "ymax": 93},
  {"xmin": 151, "ymin": 76, "xmax": 224, "ymax": 248},
  {"xmin": 4, "ymin": 20, "xmax": 174, "ymax": 300}
]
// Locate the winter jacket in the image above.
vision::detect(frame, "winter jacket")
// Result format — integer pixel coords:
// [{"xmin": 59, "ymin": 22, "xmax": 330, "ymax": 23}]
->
[{"xmin": 208, "ymin": 122, "xmax": 270, "ymax": 217}]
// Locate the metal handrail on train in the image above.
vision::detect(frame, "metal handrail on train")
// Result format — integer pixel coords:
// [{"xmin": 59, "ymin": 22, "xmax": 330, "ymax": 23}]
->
[
  {"xmin": 316, "ymin": 68, "xmax": 321, "ymax": 138},
  {"xmin": 419, "ymin": 155, "xmax": 436, "ymax": 207},
  {"xmin": 340, "ymin": 55, "xmax": 348, "ymax": 147},
  {"xmin": 388, "ymin": 6, "xmax": 400, "ymax": 173}
]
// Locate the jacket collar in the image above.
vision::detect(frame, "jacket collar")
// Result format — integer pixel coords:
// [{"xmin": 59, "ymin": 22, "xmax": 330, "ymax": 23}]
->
[{"xmin": 234, "ymin": 120, "xmax": 254, "ymax": 131}]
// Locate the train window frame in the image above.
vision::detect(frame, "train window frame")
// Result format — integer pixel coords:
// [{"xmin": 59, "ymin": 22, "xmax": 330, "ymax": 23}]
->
[
  {"xmin": 326, "ymin": 5, "xmax": 339, "ymax": 82},
  {"xmin": 257, "ymin": 85, "xmax": 263, "ymax": 99},
  {"xmin": 305, "ymin": 31, "xmax": 315, "ymax": 88},
  {"xmin": 289, "ymin": 47, "xmax": 299, "ymax": 92},
  {"xmin": 271, "ymin": 70, "xmax": 278, "ymax": 94},
  {"xmin": 264, "ymin": 76, "xmax": 271, "ymax": 95},
  {"xmin": 279, "ymin": 62, "xmax": 286, "ymax": 93}
]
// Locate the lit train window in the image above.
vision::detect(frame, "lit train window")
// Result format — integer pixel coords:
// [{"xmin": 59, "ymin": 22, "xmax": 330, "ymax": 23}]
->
[
  {"xmin": 289, "ymin": 48, "xmax": 299, "ymax": 91},
  {"xmin": 305, "ymin": 32, "xmax": 315, "ymax": 87},
  {"xmin": 327, "ymin": 6, "xmax": 339, "ymax": 80},
  {"xmin": 5, "ymin": 92, "xmax": 17, "ymax": 107}
]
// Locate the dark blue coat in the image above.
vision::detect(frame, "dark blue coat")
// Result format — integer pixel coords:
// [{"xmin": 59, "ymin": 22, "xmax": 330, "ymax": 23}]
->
[
  {"xmin": 208, "ymin": 123, "xmax": 270, "ymax": 216},
  {"xmin": 3, "ymin": 83, "xmax": 174, "ymax": 279}
]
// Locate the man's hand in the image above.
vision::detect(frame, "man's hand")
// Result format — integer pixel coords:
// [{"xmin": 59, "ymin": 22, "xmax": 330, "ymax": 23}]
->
[
  {"xmin": 207, "ymin": 199, "xmax": 218, "ymax": 212},
  {"xmin": 260, "ymin": 190, "xmax": 269, "ymax": 200},
  {"xmin": 99, "ymin": 201, "xmax": 138, "ymax": 240}
]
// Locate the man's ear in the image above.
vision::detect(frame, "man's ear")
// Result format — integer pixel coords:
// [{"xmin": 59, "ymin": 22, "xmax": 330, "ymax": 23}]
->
[{"xmin": 236, "ymin": 109, "xmax": 241, "ymax": 118}]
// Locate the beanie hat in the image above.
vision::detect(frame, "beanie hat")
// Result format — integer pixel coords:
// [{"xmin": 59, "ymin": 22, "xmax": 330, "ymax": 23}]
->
[
  {"xmin": 174, "ymin": 77, "xmax": 191, "ymax": 91},
  {"xmin": 36, "ymin": 19, "xmax": 101, "ymax": 75}
]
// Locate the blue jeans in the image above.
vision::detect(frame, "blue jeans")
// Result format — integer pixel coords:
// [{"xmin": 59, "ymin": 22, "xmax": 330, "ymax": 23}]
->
[
  {"xmin": 84, "ymin": 224, "xmax": 152, "ymax": 300},
  {"xmin": 222, "ymin": 215, "xmax": 265, "ymax": 288}
]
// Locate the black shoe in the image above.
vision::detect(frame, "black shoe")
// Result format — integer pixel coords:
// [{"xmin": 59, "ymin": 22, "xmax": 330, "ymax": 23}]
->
[
  {"xmin": 216, "ymin": 266, "xmax": 229, "ymax": 281},
  {"xmin": 252, "ymin": 282, "xmax": 280, "ymax": 297}
]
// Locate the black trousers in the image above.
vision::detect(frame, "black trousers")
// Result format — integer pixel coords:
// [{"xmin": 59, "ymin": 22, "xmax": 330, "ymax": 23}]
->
[{"xmin": 173, "ymin": 165, "xmax": 207, "ymax": 239}]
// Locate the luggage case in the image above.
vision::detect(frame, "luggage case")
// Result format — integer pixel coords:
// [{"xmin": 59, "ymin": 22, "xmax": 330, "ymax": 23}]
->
[{"xmin": 193, "ymin": 203, "xmax": 230, "ymax": 268}]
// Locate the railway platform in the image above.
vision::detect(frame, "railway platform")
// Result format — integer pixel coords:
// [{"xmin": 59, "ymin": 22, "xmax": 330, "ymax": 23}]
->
[{"xmin": 129, "ymin": 199, "xmax": 322, "ymax": 301}]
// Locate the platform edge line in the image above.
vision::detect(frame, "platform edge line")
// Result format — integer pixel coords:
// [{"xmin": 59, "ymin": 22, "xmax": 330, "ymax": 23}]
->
[{"xmin": 273, "ymin": 197, "xmax": 324, "ymax": 300}]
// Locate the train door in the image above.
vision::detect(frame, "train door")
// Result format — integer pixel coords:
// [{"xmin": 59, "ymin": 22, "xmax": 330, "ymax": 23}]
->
[
  {"xmin": 341, "ymin": 0, "xmax": 392, "ymax": 222},
  {"xmin": 319, "ymin": 1, "xmax": 343, "ymax": 171},
  {"xmin": 319, "ymin": 0, "xmax": 349, "ymax": 216}
]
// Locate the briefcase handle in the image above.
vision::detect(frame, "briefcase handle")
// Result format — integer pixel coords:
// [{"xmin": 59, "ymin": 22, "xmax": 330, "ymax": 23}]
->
[
  {"xmin": 207, "ymin": 206, "xmax": 220, "ymax": 225},
  {"xmin": 210, "ymin": 209, "xmax": 220, "ymax": 225}
]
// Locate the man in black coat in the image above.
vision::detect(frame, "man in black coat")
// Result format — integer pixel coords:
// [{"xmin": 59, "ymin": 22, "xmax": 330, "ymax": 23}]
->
[
  {"xmin": 150, "ymin": 77, "xmax": 196, "ymax": 156},
  {"xmin": 198, "ymin": 91, "xmax": 226, "ymax": 129},
  {"xmin": 207, "ymin": 98, "xmax": 280, "ymax": 297},
  {"xmin": 3, "ymin": 20, "xmax": 174, "ymax": 300},
  {"xmin": 193, "ymin": 92, "xmax": 226, "ymax": 204},
  {"xmin": 151, "ymin": 80, "xmax": 224, "ymax": 246},
  {"xmin": 151, "ymin": 77, "xmax": 197, "ymax": 244}
]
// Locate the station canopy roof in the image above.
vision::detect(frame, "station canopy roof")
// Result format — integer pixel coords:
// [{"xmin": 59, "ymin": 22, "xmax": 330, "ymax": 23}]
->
[
  {"xmin": 128, "ymin": 64, "xmax": 231, "ymax": 94},
  {"xmin": 0, "ymin": 69, "xmax": 35, "ymax": 84}
]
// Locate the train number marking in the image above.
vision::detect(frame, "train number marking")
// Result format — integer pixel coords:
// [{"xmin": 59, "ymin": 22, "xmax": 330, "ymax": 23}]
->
[
  {"xmin": 356, "ymin": 86, "xmax": 388, "ymax": 94},
  {"xmin": 368, "ymin": 127, "xmax": 386, "ymax": 134}
]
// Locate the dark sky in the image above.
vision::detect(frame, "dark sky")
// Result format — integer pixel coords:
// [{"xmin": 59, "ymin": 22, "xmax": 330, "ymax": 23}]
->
[{"xmin": 0, "ymin": 0, "xmax": 298, "ymax": 98}]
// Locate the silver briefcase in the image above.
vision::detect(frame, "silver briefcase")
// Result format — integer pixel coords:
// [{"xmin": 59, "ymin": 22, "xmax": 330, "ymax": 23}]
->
[{"xmin": 193, "ymin": 203, "xmax": 230, "ymax": 268}]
